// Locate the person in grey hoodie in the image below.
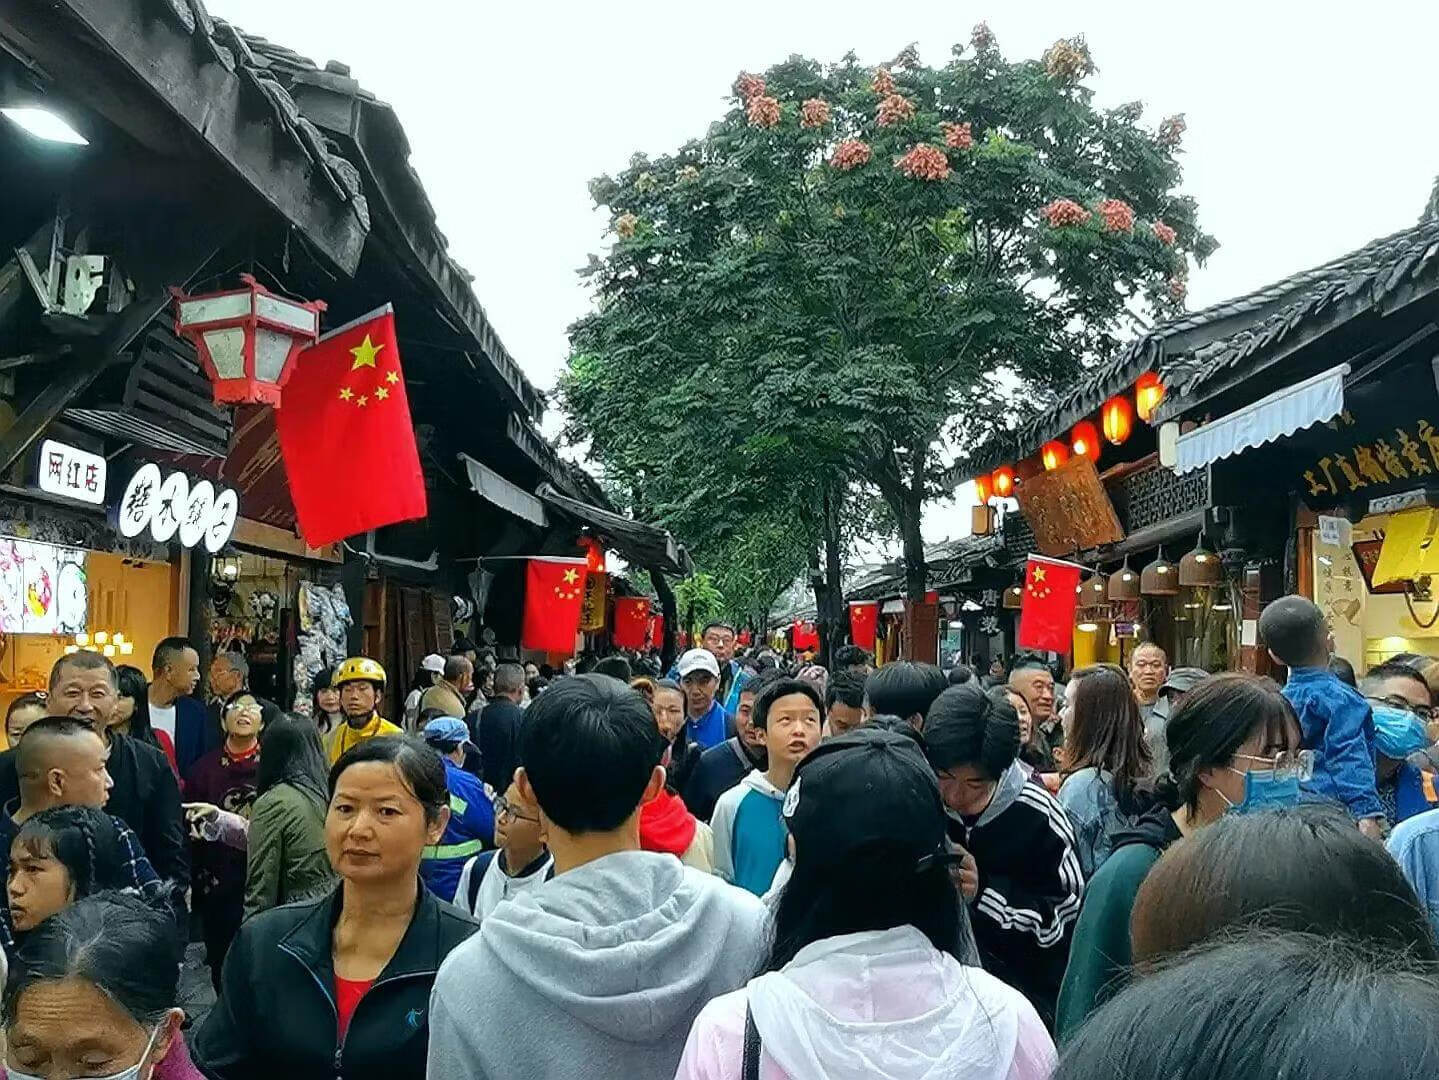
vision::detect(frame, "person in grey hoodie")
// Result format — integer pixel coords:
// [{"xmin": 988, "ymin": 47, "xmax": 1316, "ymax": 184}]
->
[{"xmin": 427, "ymin": 674, "xmax": 769, "ymax": 1080}]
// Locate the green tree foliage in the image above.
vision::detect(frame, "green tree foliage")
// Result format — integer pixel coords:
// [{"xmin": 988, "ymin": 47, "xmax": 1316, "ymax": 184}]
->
[
  {"xmin": 672, "ymin": 572, "xmax": 727, "ymax": 637},
  {"xmin": 563, "ymin": 28, "xmax": 1215, "ymax": 601}
]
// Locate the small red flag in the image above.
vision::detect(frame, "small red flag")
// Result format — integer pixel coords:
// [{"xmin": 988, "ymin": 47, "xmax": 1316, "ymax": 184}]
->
[
  {"xmin": 612, "ymin": 597, "xmax": 651, "ymax": 650},
  {"xmin": 521, "ymin": 559, "xmax": 589, "ymax": 654},
  {"xmin": 1017, "ymin": 555, "xmax": 1083, "ymax": 656},
  {"xmin": 649, "ymin": 614, "xmax": 664, "ymax": 648},
  {"xmin": 849, "ymin": 602, "xmax": 879, "ymax": 650},
  {"xmin": 276, "ymin": 306, "xmax": 427, "ymax": 545},
  {"xmin": 793, "ymin": 621, "xmax": 819, "ymax": 651}
]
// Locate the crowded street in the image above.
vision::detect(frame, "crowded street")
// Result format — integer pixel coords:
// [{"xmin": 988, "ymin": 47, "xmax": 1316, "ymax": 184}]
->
[{"xmin": 2, "ymin": 2, "xmax": 1439, "ymax": 1078}]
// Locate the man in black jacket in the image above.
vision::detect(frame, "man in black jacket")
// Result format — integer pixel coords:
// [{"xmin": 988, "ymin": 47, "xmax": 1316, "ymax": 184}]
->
[{"xmin": 475, "ymin": 662, "xmax": 526, "ymax": 791}]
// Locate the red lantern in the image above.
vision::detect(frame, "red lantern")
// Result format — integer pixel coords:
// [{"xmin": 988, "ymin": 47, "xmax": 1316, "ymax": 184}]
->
[
  {"xmin": 1101, "ymin": 395, "xmax": 1134, "ymax": 445},
  {"xmin": 973, "ymin": 474, "xmax": 993, "ymax": 504},
  {"xmin": 171, "ymin": 274, "xmax": 326, "ymax": 405},
  {"xmin": 1136, "ymin": 372, "xmax": 1165, "ymax": 422},
  {"xmin": 1041, "ymin": 440, "xmax": 1069, "ymax": 471},
  {"xmin": 579, "ymin": 536, "xmax": 606, "ymax": 573},
  {"xmin": 1071, "ymin": 420, "xmax": 1101, "ymax": 462},
  {"xmin": 991, "ymin": 465, "xmax": 1015, "ymax": 498}
]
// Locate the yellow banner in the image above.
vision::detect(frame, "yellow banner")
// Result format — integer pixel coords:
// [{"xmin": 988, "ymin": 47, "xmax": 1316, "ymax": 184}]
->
[
  {"xmin": 1373, "ymin": 508, "xmax": 1439, "ymax": 586},
  {"xmin": 580, "ymin": 571, "xmax": 608, "ymax": 631}
]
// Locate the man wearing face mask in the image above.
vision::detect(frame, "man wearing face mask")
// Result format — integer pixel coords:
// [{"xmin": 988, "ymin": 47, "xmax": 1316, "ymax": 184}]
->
[{"xmin": 1363, "ymin": 661, "xmax": 1439, "ymax": 827}]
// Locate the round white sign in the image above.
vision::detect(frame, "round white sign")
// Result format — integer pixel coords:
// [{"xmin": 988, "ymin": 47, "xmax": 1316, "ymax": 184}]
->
[
  {"xmin": 205, "ymin": 487, "xmax": 240, "ymax": 553},
  {"xmin": 116, "ymin": 463, "xmax": 163, "ymax": 539},
  {"xmin": 148, "ymin": 470, "xmax": 190, "ymax": 543},
  {"xmin": 179, "ymin": 479, "xmax": 215, "ymax": 549}
]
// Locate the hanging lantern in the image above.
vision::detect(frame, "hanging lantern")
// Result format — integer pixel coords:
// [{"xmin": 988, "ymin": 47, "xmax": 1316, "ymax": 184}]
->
[
  {"xmin": 1108, "ymin": 556, "xmax": 1140, "ymax": 601},
  {"xmin": 1071, "ymin": 420, "xmax": 1101, "ymax": 462},
  {"xmin": 973, "ymin": 474, "xmax": 993, "ymax": 504},
  {"xmin": 1135, "ymin": 372, "xmax": 1165, "ymax": 422},
  {"xmin": 1178, "ymin": 535, "xmax": 1222, "ymax": 587},
  {"xmin": 1002, "ymin": 584, "xmax": 1023, "ymax": 609},
  {"xmin": 1140, "ymin": 547, "xmax": 1179, "ymax": 596},
  {"xmin": 1081, "ymin": 571, "xmax": 1109, "ymax": 603},
  {"xmin": 1101, "ymin": 395, "xmax": 1134, "ymax": 445},
  {"xmin": 171, "ymin": 274, "xmax": 326, "ymax": 405},
  {"xmin": 579, "ymin": 536, "xmax": 606, "ymax": 574},
  {"xmin": 991, "ymin": 465, "xmax": 1015, "ymax": 498},
  {"xmin": 1041, "ymin": 440, "xmax": 1069, "ymax": 471}
]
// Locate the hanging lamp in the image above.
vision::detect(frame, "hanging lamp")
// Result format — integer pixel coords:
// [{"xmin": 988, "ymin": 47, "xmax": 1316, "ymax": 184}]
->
[
  {"xmin": 1108, "ymin": 556, "xmax": 1140, "ymax": 601},
  {"xmin": 1178, "ymin": 535, "xmax": 1222, "ymax": 588},
  {"xmin": 1140, "ymin": 546, "xmax": 1179, "ymax": 596}
]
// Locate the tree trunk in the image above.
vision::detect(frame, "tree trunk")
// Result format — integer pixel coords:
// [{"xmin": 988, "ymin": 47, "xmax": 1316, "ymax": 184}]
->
[
  {"xmin": 899, "ymin": 485, "xmax": 927, "ymax": 601},
  {"xmin": 818, "ymin": 484, "xmax": 846, "ymax": 668},
  {"xmin": 650, "ymin": 568, "xmax": 679, "ymax": 672}
]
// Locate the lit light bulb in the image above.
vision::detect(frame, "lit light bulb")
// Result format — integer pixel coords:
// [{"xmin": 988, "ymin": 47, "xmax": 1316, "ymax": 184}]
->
[
  {"xmin": 113, "ymin": 632, "xmax": 125, "ymax": 645},
  {"xmin": 1077, "ymin": 621, "xmax": 1099, "ymax": 632},
  {"xmin": 75, "ymin": 633, "xmax": 89, "ymax": 647},
  {"xmin": 64, "ymin": 644, "xmax": 79, "ymax": 655},
  {"xmin": 119, "ymin": 641, "xmax": 134, "ymax": 655},
  {"xmin": 94, "ymin": 631, "xmax": 108, "ymax": 645},
  {"xmin": 102, "ymin": 644, "xmax": 116, "ymax": 657}
]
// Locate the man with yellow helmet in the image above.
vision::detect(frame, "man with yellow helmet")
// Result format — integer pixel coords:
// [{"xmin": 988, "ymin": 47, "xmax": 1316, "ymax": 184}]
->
[{"xmin": 326, "ymin": 657, "xmax": 402, "ymax": 763}]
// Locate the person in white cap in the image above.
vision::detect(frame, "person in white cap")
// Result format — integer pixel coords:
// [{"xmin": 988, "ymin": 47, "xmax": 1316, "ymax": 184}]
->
[
  {"xmin": 403, "ymin": 653, "xmax": 446, "ymax": 731},
  {"xmin": 421, "ymin": 655, "xmax": 474, "ymax": 724},
  {"xmin": 677, "ymin": 648, "xmax": 727, "ymax": 749}
]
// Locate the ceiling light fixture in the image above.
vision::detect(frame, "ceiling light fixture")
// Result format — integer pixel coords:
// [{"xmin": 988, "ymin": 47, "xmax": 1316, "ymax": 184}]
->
[{"xmin": 1, "ymin": 107, "xmax": 88, "ymax": 145}]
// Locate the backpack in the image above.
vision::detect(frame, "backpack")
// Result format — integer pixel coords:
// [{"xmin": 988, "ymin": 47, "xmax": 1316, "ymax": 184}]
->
[{"xmin": 464, "ymin": 850, "xmax": 498, "ymax": 913}]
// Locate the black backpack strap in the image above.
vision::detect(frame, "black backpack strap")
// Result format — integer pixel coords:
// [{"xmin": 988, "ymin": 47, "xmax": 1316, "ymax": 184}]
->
[{"xmin": 742, "ymin": 1003, "xmax": 761, "ymax": 1080}]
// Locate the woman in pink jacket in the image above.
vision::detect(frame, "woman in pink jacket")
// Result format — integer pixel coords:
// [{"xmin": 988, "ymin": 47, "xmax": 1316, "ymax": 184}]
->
[{"xmin": 675, "ymin": 727, "xmax": 1055, "ymax": 1080}]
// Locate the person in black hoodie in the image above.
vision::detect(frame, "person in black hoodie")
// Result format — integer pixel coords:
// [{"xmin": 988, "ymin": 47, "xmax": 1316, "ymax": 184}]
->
[
  {"xmin": 682, "ymin": 669, "xmax": 776, "ymax": 821},
  {"xmin": 475, "ymin": 662, "xmax": 526, "ymax": 791},
  {"xmin": 922, "ymin": 682, "xmax": 1083, "ymax": 1029}
]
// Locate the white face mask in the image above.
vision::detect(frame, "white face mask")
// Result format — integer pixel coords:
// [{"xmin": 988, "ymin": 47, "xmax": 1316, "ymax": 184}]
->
[{"xmin": 8, "ymin": 1021, "xmax": 160, "ymax": 1080}]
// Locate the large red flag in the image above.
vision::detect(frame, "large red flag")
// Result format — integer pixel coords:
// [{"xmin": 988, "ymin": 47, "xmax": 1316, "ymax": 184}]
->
[
  {"xmin": 612, "ymin": 597, "xmax": 651, "ymax": 650},
  {"xmin": 276, "ymin": 306, "xmax": 427, "ymax": 545},
  {"xmin": 1017, "ymin": 555, "xmax": 1083, "ymax": 655},
  {"xmin": 849, "ymin": 602, "xmax": 879, "ymax": 650},
  {"xmin": 521, "ymin": 558, "xmax": 589, "ymax": 653}
]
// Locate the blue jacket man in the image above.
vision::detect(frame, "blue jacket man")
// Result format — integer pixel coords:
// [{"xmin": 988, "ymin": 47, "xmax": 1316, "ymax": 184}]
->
[
  {"xmin": 677, "ymin": 648, "xmax": 728, "ymax": 750},
  {"xmin": 420, "ymin": 717, "xmax": 495, "ymax": 903}
]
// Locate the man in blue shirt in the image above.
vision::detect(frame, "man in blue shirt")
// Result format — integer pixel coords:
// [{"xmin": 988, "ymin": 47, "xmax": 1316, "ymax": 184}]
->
[
  {"xmin": 420, "ymin": 715, "xmax": 495, "ymax": 902},
  {"xmin": 677, "ymin": 648, "xmax": 728, "ymax": 749}
]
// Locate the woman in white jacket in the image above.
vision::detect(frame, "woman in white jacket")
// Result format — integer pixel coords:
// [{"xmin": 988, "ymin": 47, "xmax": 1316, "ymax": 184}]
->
[{"xmin": 675, "ymin": 727, "xmax": 1056, "ymax": 1080}]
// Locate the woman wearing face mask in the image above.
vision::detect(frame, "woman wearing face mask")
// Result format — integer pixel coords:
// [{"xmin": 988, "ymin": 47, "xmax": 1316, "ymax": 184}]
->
[
  {"xmin": 4, "ymin": 890, "xmax": 202, "ymax": 1080},
  {"xmin": 193, "ymin": 737, "xmax": 478, "ymax": 1078},
  {"xmin": 1054, "ymin": 673, "xmax": 1303, "ymax": 1044}
]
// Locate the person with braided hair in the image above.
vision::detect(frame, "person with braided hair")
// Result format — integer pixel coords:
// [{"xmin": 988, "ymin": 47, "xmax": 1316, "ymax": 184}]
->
[
  {"xmin": 6, "ymin": 804, "xmax": 141, "ymax": 935},
  {"xmin": 922, "ymin": 682, "xmax": 1084, "ymax": 1030}
]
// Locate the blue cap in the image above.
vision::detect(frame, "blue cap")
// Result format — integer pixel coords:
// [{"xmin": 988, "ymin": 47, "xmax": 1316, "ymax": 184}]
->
[{"xmin": 422, "ymin": 716, "xmax": 473, "ymax": 749}]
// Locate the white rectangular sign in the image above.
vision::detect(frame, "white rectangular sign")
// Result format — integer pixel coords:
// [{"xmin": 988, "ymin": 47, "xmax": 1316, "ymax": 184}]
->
[{"xmin": 38, "ymin": 439, "xmax": 106, "ymax": 506}]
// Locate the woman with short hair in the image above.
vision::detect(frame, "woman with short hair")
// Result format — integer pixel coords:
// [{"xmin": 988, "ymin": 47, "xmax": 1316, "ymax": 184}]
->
[{"xmin": 195, "ymin": 736, "xmax": 479, "ymax": 1078}]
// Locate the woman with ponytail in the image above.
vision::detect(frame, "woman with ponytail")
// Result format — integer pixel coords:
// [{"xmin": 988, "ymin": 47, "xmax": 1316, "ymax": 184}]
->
[
  {"xmin": 6, "ymin": 806, "xmax": 140, "ymax": 938},
  {"xmin": 1054, "ymin": 673, "xmax": 1303, "ymax": 1044},
  {"xmin": 921, "ymin": 683, "xmax": 1083, "ymax": 1030}
]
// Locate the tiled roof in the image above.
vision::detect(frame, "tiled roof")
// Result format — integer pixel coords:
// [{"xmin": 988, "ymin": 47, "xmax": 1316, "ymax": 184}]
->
[{"xmin": 847, "ymin": 534, "xmax": 1004, "ymax": 602}]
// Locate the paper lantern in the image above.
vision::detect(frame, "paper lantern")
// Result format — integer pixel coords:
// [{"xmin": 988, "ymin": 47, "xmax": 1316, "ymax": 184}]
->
[
  {"xmin": 1136, "ymin": 372, "xmax": 1164, "ymax": 422},
  {"xmin": 1178, "ymin": 536, "xmax": 1222, "ymax": 587},
  {"xmin": 580, "ymin": 536, "xmax": 606, "ymax": 574},
  {"xmin": 1101, "ymin": 395, "xmax": 1134, "ymax": 445},
  {"xmin": 1041, "ymin": 440, "xmax": 1069, "ymax": 471},
  {"xmin": 991, "ymin": 465, "xmax": 1015, "ymax": 498},
  {"xmin": 973, "ymin": 474, "xmax": 993, "ymax": 504},
  {"xmin": 1071, "ymin": 421, "xmax": 1101, "ymax": 462}
]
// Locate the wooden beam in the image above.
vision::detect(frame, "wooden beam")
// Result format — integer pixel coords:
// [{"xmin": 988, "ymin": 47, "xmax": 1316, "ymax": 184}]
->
[
  {"xmin": 232, "ymin": 517, "xmax": 342, "ymax": 564},
  {"xmin": 0, "ymin": 220, "xmax": 55, "ymax": 330}
]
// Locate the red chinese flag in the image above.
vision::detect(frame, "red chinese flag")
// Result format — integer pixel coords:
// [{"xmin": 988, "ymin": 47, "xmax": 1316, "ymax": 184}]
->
[
  {"xmin": 521, "ymin": 559, "xmax": 589, "ymax": 654},
  {"xmin": 849, "ymin": 602, "xmax": 879, "ymax": 650},
  {"xmin": 1017, "ymin": 555, "xmax": 1083, "ymax": 656},
  {"xmin": 649, "ymin": 614, "xmax": 664, "ymax": 647},
  {"xmin": 793, "ymin": 621, "xmax": 819, "ymax": 651},
  {"xmin": 276, "ymin": 306, "xmax": 427, "ymax": 545},
  {"xmin": 612, "ymin": 597, "xmax": 651, "ymax": 650}
]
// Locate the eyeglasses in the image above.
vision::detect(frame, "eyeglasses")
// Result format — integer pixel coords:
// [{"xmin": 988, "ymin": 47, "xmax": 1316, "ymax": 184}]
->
[
  {"xmin": 1232, "ymin": 749, "xmax": 1314, "ymax": 782},
  {"xmin": 493, "ymin": 796, "xmax": 539, "ymax": 825},
  {"xmin": 1367, "ymin": 696, "xmax": 1435, "ymax": 722}
]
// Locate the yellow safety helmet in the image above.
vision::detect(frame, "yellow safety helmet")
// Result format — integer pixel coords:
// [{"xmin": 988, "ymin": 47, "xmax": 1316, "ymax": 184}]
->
[{"xmin": 333, "ymin": 656, "xmax": 387, "ymax": 689}]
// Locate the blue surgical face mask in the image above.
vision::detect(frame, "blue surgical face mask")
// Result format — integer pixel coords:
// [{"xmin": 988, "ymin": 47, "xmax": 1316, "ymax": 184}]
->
[
  {"xmin": 8, "ymin": 1022, "xmax": 160, "ymax": 1080},
  {"xmin": 1373, "ymin": 705, "xmax": 1430, "ymax": 760},
  {"xmin": 1220, "ymin": 767, "xmax": 1301, "ymax": 814}
]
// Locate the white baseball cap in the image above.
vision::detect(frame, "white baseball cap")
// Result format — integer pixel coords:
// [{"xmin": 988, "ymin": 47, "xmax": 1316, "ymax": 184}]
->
[
  {"xmin": 676, "ymin": 648, "xmax": 721, "ymax": 679},
  {"xmin": 420, "ymin": 653, "xmax": 445, "ymax": 675}
]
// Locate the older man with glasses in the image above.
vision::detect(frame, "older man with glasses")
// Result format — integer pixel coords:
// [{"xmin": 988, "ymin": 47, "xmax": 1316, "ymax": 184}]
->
[
  {"xmin": 452, "ymin": 780, "xmax": 554, "ymax": 920},
  {"xmin": 1361, "ymin": 660, "xmax": 1439, "ymax": 827}
]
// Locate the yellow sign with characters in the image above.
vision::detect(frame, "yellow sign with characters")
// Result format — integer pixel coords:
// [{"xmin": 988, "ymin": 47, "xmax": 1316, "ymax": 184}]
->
[
  {"xmin": 580, "ymin": 570, "xmax": 608, "ymax": 632},
  {"xmin": 1303, "ymin": 412, "xmax": 1439, "ymax": 499}
]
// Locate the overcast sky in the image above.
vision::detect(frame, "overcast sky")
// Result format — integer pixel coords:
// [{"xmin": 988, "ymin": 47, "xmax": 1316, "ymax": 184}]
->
[{"xmin": 214, "ymin": 1, "xmax": 1439, "ymax": 546}]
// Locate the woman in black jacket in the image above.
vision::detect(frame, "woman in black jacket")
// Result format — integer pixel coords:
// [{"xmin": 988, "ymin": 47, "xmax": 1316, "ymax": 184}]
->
[{"xmin": 195, "ymin": 736, "xmax": 478, "ymax": 1079}]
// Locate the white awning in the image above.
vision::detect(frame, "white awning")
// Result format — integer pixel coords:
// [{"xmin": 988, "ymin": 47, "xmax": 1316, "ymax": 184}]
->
[
  {"xmin": 460, "ymin": 454, "xmax": 549, "ymax": 526},
  {"xmin": 1173, "ymin": 363, "xmax": 1350, "ymax": 475}
]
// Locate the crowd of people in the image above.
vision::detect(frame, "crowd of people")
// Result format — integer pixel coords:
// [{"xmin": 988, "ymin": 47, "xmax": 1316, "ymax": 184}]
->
[{"xmin": 0, "ymin": 597, "xmax": 1435, "ymax": 1077}]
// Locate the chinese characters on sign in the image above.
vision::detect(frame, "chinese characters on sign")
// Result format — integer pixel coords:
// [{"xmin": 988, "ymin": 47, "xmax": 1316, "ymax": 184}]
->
[
  {"xmin": 1302, "ymin": 412, "xmax": 1439, "ymax": 498},
  {"xmin": 37, "ymin": 440, "xmax": 106, "ymax": 506},
  {"xmin": 115, "ymin": 464, "xmax": 239, "ymax": 552}
]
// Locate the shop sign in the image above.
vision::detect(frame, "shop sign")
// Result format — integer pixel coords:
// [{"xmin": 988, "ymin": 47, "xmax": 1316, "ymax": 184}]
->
[
  {"xmin": 37, "ymin": 440, "xmax": 106, "ymax": 506},
  {"xmin": 115, "ymin": 464, "xmax": 239, "ymax": 552},
  {"xmin": 1015, "ymin": 454, "xmax": 1125, "ymax": 557}
]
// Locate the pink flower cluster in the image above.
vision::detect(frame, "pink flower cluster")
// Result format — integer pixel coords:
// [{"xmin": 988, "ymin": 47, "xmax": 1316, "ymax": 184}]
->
[
  {"xmin": 747, "ymin": 95, "xmax": 781, "ymax": 128},
  {"xmin": 877, "ymin": 93, "xmax": 916, "ymax": 127},
  {"xmin": 830, "ymin": 139, "xmax": 873, "ymax": 171},
  {"xmin": 941, "ymin": 121, "xmax": 974, "ymax": 150},
  {"xmin": 1152, "ymin": 221, "xmax": 1177, "ymax": 246},
  {"xmin": 1097, "ymin": 199, "xmax": 1135, "ymax": 232},
  {"xmin": 734, "ymin": 72, "xmax": 766, "ymax": 102},
  {"xmin": 615, "ymin": 213, "xmax": 638, "ymax": 239},
  {"xmin": 1042, "ymin": 199, "xmax": 1090, "ymax": 228},
  {"xmin": 896, "ymin": 144, "xmax": 950, "ymax": 181},
  {"xmin": 1158, "ymin": 114, "xmax": 1187, "ymax": 148},
  {"xmin": 971, "ymin": 22, "xmax": 996, "ymax": 51},
  {"xmin": 800, "ymin": 98, "xmax": 831, "ymax": 128},
  {"xmin": 872, "ymin": 68, "xmax": 896, "ymax": 95},
  {"xmin": 1168, "ymin": 275, "xmax": 1187, "ymax": 301}
]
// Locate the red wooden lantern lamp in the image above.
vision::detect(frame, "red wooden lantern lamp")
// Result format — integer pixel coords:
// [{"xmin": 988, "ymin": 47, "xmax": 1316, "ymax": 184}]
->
[
  {"xmin": 1041, "ymin": 440, "xmax": 1069, "ymax": 471},
  {"xmin": 991, "ymin": 465, "xmax": 1015, "ymax": 498},
  {"xmin": 1101, "ymin": 395, "xmax": 1134, "ymax": 445},
  {"xmin": 171, "ymin": 274, "xmax": 326, "ymax": 406},
  {"xmin": 1070, "ymin": 420, "xmax": 1101, "ymax": 462},
  {"xmin": 579, "ymin": 536, "xmax": 606, "ymax": 574},
  {"xmin": 973, "ymin": 474, "xmax": 993, "ymax": 504},
  {"xmin": 1135, "ymin": 372, "xmax": 1165, "ymax": 423}
]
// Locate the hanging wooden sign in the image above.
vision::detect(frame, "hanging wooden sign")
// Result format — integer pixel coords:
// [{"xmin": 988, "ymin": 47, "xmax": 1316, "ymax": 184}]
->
[{"xmin": 1015, "ymin": 454, "xmax": 1125, "ymax": 557}]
